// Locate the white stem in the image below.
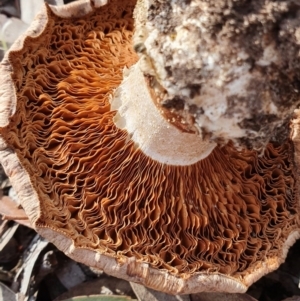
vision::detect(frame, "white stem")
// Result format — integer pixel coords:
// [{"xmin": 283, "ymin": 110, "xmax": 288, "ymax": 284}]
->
[
  {"xmin": 111, "ymin": 62, "xmax": 216, "ymax": 166},
  {"xmin": 133, "ymin": 0, "xmax": 300, "ymax": 151}
]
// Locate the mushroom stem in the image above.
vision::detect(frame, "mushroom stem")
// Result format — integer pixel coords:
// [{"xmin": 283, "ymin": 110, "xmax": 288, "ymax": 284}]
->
[
  {"xmin": 133, "ymin": 0, "xmax": 300, "ymax": 151},
  {"xmin": 111, "ymin": 63, "xmax": 216, "ymax": 165}
]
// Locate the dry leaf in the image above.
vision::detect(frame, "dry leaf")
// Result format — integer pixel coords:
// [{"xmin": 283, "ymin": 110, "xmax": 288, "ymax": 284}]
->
[{"xmin": 0, "ymin": 196, "xmax": 32, "ymax": 228}]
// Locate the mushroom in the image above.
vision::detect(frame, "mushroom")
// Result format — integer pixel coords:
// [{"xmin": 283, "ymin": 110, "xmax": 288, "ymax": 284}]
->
[
  {"xmin": 0, "ymin": 0, "xmax": 300, "ymax": 295},
  {"xmin": 134, "ymin": 0, "xmax": 300, "ymax": 151}
]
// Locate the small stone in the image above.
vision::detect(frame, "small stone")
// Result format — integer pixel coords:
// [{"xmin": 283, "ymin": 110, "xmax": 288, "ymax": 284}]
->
[
  {"xmin": 20, "ymin": 0, "xmax": 44, "ymax": 25},
  {"xmin": 1, "ymin": 17, "xmax": 28, "ymax": 45}
]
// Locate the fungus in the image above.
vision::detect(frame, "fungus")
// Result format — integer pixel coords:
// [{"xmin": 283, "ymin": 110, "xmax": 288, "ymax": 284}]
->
[{"xmin": 0, "ymin": 0, "xmax": 300, "ymax": 295}]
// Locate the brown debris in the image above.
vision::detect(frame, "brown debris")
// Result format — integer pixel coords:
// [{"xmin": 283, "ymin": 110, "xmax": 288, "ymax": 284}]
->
[{"xmin": 0, "ymin": 196, "xmax": 31, "ymax": 227}]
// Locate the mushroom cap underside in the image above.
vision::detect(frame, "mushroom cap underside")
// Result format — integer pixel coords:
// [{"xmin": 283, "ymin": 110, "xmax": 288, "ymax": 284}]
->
[{"xmin": 0, "ymin": 0, "xmax": 300, "ymax": 295}]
